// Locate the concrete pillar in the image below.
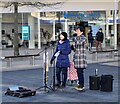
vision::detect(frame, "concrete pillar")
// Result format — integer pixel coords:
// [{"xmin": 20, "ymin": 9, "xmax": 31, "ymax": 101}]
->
[
  {"xmin": 37, "ymin": 12, "xmax": 41, "ymax": 49},
  {"xmin": 65, "ymin": 19, "xmax": 68, "ymax": 37},
  {"xmin": 106, "ymin": 22, "xmax": 109, "ymax": 38},
  {"xmin": 106, "ymin": 11, "xmax": 109, "ymax": 38},
  {"xmin": 52, "ymin": 19, "xmax": 56, "ymax": 41},
  {"xmin": 114, "ymin": 0, "xmax": 117, "ymax": 49},
  {"xmin": 102, "ymin": 25, "xmax": 106, "ymax": 48},
  {"xmin": 28, "ymin": 15, "xmax": 35, "ymax": 49},
  {"xmin": 64, "ymin": 11, "xmax": 69, "ymax": 38},
  {"xmin": 110, "ymin": 26, "xmax": 114, "ymax": 47},
  {"xmin": 0, "ymin": 14, "xmax": 2, "ymax": 49}
]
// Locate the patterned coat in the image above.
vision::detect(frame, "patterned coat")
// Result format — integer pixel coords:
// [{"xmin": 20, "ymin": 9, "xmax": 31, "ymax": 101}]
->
[{"xmin": 73, "ymin": 35, "xmax": 87, "ymax": 69}]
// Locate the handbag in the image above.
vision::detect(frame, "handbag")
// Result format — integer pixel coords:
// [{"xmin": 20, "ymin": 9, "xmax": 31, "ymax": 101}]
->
[{"xmin": 68, "ymin": 62, "xmax": 78, "ymax": 81}]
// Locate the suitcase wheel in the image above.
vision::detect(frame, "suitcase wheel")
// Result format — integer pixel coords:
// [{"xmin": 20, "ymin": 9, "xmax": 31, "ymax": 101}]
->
[
  {"xmin": 32, "ymin": 93, "xmax": 34, "ymax": 96},
  {"xmin": 5, "ymin": 92, "xmax": 8, "ymax": 95}
]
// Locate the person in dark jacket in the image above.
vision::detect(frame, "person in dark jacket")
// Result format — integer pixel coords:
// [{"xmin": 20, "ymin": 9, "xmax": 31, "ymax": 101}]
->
[
  {"xmin": 50, "ymin": 32, "xmax": 71, "ymax": 88},
  {"xmin": 96, "ymin": 28, "xmax": 104, "ymax": 51},
  {"xmin": 88, "ymin": 30, "xmax": 94, "ymax": 51},
  {"xmin": 71, "ymin": 26, "xmax": 87, "ymax": 91}
]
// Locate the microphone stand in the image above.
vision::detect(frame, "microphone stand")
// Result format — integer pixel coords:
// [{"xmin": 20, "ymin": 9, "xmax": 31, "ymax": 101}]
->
[
  {"xmin": 50, "ymin": 41, "xmax": 56, "ymax": 91},
  {"xmin": 52, "ymin": 45, "xmax": 56, "ymax": 91},
  {"xmin": 36, "ymin": 44, "xmax": 54, "ymax": 93}
]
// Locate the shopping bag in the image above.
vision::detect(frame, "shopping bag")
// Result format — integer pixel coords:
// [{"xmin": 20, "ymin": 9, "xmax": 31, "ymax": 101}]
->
[{"xmin": 68, "ymin": 62, "xmax": 78, "ymax": 81}]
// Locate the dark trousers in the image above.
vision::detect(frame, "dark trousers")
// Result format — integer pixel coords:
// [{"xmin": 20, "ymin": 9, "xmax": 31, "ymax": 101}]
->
[
  {"xmin": 96, "ymin": 41, "xmax": 102, "ymax": 51},
  {"xmin": 76, "ymin": 68, "xmax": 84, "ymax": 87},
  {"xmin": 89, "ymin": 41, "xmax": 93, "ymax": 51},
  {"xmin": 56, "ymin": 67, "xmax": 68, "ymax": 86}
]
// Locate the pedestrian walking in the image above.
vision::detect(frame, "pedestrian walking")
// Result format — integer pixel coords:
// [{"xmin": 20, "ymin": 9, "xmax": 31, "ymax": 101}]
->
[
  {"xmin": 88, "ymin": 30, "xmax": 94, "ymax": 51},
  {"xmin": 50, "ymin": 32, "xmax": 71, "ymax": 88},
  {"xmin": 96, "ymin": 28, "xmax": 104, "ymax": 51}
]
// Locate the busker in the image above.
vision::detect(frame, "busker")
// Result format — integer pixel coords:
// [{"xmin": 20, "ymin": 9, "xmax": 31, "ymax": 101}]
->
[
  {"xmin": 50, "ymin": 32, "xmax": 71, "ymax": 88},
  {"xmin": 71, "ymin": 26, "xmax": 87, "ymax": 91}
]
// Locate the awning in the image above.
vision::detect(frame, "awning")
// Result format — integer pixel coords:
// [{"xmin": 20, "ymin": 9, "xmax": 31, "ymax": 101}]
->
[{"xmin": 0, "ymin": 0, "xmax": 119, "ymax": 13}]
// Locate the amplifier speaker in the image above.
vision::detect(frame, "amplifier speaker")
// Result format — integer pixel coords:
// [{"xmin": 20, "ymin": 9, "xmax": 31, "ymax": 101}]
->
[
  {"xmin": 100, "ymin": 75, "xmax": 113, "ymax": 92},
  {"xmin": 89, "ymin": 76, "xmax": 100, "ymax": 90}
]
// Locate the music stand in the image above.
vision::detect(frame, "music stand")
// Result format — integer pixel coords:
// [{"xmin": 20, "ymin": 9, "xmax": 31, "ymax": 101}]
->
[{"xmin": 36, "ymin": 45, "xmax": 54, "ymax": 93}]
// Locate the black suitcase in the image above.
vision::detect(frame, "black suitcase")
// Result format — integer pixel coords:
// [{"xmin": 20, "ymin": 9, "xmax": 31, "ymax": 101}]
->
[
  {"xmin": 100, "ymin": 75, "xmax": 113, "ymax": 92},
  {"xmin": 89, "ymin": 76, "xmax": 100, "ymax": 90},
  {"xmin": 5, "ymin": 86, "xmax": 36, "ymax": 98}
]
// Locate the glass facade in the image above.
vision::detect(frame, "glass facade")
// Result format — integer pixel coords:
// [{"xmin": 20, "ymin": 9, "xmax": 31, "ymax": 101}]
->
[{"xmin": 0, "ymin": 10, "xmax": 120, "ymax": 48}]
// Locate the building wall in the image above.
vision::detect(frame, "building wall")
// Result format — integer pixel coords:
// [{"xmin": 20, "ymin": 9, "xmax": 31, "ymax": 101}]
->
[
  {"xmin": 2, "ymin": 23, "xmax": 22, "ymax": 35},
  {"xmin": 2, "ymin": 13, "xmax": 53, "ymax": 40}
]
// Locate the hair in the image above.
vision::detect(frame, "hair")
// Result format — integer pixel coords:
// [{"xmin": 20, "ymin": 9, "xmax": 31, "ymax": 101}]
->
[
  {"xmin": 99, "ymin": 28, "xmax": 102, "ymax": 30},
  {"xmin": 76, "ymin": 26, "xmax": 84, "ymax": 32},
  {"xmin": 59, "ymin": 32, "xmax": 68, "ymax": 41}
]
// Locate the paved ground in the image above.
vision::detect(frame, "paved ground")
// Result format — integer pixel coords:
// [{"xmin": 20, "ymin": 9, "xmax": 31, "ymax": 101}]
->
[
  {"xmin": 1, "ymin": 63, "xmax": 119, "ymax": 103},
  {"xmin": 0, "ymin": 47, "xmax": 119, "ymax": 103}
]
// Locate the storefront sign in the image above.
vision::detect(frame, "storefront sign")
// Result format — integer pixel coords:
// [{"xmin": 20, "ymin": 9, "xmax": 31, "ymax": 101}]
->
[
  {"xmin": 109, "ymin": 19, "xmax": 120, "ymax": 23},
  {"xmin": 22, "ymin": 26, "xmax": 30, "ymax": 40},
  {"xmin": 64, "ymin": 11, "xmax": 101, "ymax": 20}
]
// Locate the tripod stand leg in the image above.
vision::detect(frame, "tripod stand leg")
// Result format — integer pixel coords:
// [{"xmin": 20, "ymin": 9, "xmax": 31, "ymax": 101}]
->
[
  {"xmin": 36, "ymin": 85, "xmax": 54, "ymax": 92},
  {"xmin": 52, "ymin": 63, "xmax": 56, "ymax": 91},
  {"xmin": 36, "ymin": 47, "xmax": 54, "ymax": 93},
  {"xmin": 46, "ymin": 86, "xmax": 54, "ymax": 91}
]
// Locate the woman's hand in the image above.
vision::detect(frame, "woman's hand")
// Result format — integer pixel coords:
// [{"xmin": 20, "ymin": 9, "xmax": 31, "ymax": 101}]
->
[{"xmin": 71, "ymin": 45, "xmax": 75, "ymax": 52}]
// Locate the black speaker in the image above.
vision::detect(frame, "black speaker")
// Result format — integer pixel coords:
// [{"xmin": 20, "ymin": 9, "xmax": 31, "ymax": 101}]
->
[
  {"xmin": 100, "ymin": 75, "xmax": 113, "ymax": 92},
  {"xmin": 89, "ymin": 76, "xmax": 100, "ymax": 90},
  {"xmin": 12, "ymin": 29, "xmax": 14, "ymax": 33},
  {"xmin": 2, "ymin": 30, "xmax": 5, "ymax": 34}
]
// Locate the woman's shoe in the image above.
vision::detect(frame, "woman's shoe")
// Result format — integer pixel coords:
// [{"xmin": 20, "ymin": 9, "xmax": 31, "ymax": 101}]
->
[
  {"xmin": 74, "ymin": 85, "xmax": 85, "ymax": 91},
  {"xmin": 55, "ymin": 83, "xmax": 60, "ymax": 88},
  {"xmin": 60, "ymin": 84, "xmax": 66, "ymax": 89}
]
